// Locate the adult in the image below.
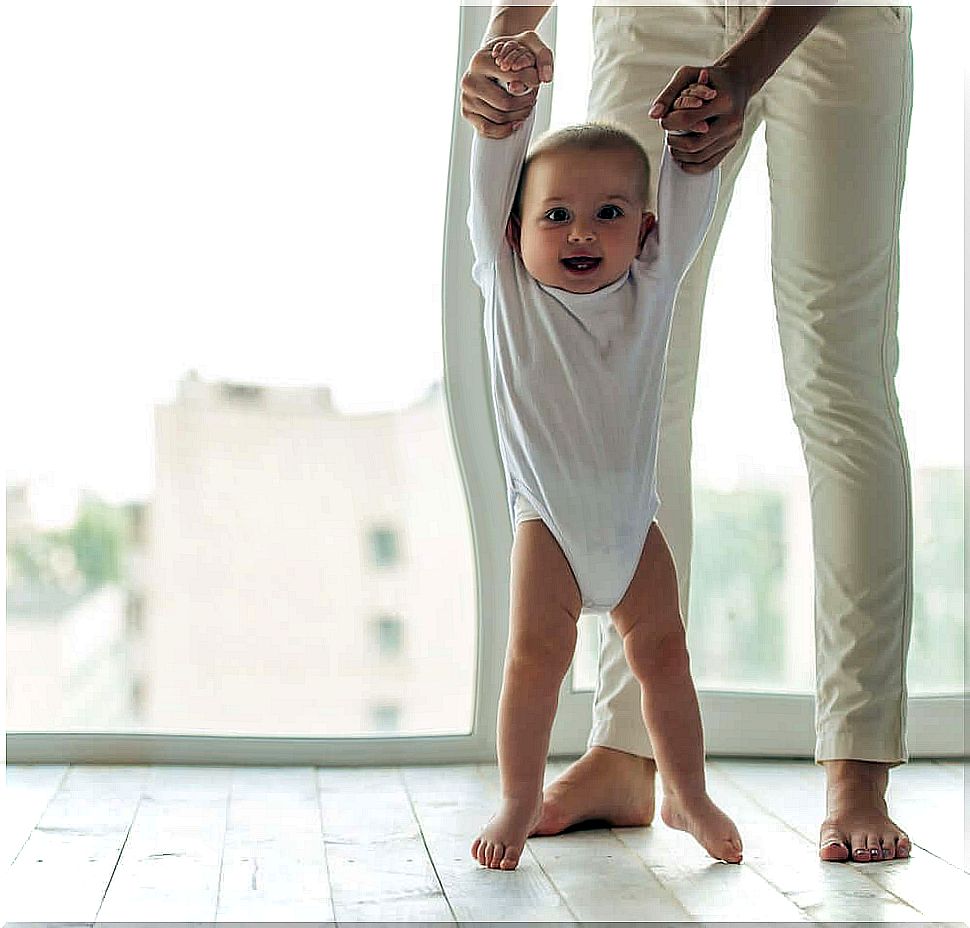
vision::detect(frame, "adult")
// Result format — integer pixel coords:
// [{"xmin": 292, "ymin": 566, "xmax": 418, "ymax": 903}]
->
[{"xmin": 460, "ymin": 2, "xmax": 913, "ymax": 863}]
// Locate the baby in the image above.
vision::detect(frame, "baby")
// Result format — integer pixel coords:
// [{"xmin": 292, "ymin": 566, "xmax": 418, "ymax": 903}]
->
[{"xmin": 465, "ymin": 37, "xmax": 742, "ymax": 871}]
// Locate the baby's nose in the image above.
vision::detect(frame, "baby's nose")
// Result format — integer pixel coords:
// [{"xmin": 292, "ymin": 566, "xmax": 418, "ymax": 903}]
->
[{"xmin": 567, "ymin": 228, "xmax": 596, "ymax": 242}]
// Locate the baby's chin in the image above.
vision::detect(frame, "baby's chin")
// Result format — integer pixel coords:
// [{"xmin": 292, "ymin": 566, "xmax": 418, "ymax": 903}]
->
[{"xmin": 533, "ymin": 264, "xmax": 631, "ymax": 294}]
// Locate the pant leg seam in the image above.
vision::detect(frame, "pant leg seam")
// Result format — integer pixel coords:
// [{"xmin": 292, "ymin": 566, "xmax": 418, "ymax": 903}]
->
[{"xmin": 877, "ymin": 22, "xmax": 914, "ymax": 765}]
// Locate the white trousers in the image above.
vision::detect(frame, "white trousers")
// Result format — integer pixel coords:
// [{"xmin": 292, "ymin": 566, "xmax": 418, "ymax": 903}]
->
[{"xmin": 586, "ymin": 3, "xmax": 914, "ymax": 764}]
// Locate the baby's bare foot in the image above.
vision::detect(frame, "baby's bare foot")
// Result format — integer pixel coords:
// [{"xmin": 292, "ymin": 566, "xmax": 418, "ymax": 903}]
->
[
  {"xmin": 471, "ymin": 794, "xmax": 544, "ymax": 870},
  {"xmin": 661, "ymin": 792, "xmax": 743, "ymax": 863}
]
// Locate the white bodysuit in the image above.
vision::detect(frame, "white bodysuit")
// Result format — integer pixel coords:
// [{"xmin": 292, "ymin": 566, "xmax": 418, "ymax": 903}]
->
[{"xmin": 467, "ymin": 102, "xmax": 719, "ymax": 614}]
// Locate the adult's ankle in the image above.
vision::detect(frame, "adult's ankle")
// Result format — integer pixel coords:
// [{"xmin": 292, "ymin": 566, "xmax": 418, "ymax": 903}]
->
[
  {"xmin": 821, "ymin": 759, "xmax": 890, "ymax": 793},
  {"xmin": 589, "ymin": 745, "xmax": 657, "ymax": 769}
]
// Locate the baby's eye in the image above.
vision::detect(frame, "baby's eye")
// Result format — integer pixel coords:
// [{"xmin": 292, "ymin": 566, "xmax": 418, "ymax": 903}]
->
[
  {"xmin": 545, "ymin": 207, "xmax": 570, "ymax": 222},
  {"xmin": 599, "ymin": 205, "xmax": 623, "ymax": 219}
]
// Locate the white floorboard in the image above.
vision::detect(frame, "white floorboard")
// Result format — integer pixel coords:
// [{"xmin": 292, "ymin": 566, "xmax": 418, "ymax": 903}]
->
[
  {"xmin": 3, "ymin": 764, "xmax": 68, "ymax": 868},
  {"xmin": 4, "ymin": 757, "xmax": 967, "ymax": 924},
  {"xmin": 717, "ymin": 758, "xmax": 970, "ymax": 924},
  {"xmin": 216, "ymin": 765, "xmax": 333, "ymax": 921},
  {"xmin": 5, "ymin": 765, "xmax": 147, "ymax": 923},
  {"xmin": 319, "ymin": 766, "xmax": 453, "ymax": 922},
  {"xmin": 95, "ymin": 765, "xmax": 232, "ymax": 923}
]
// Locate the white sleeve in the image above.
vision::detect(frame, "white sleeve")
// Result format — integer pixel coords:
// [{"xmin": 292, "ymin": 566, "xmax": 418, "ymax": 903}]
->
[
  {"xmin": 655, "ymin": 137, "xmax": 720, "ymax": 281},
  {"xmin": 466, "ymin": 95, "xmax": 538, "ymax": 288}
]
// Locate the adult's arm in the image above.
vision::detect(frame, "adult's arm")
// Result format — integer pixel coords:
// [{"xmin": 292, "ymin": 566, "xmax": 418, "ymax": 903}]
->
[
  {"xmin": 461, "ymin": 5, "xmax": 554, "ymax": 140},
  {"xmin": 654, "ymin": 2, "xmax": 837, "ymax": 173}
]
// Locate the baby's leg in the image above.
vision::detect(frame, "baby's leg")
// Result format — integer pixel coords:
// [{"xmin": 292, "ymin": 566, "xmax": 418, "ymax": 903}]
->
[
  {"xmin": 610, "ymin": 523, "xmax": 743, "ymax": 863},
  {"xmin": 472, "ymin": 518, "xmax": 583, "ymax": 870}
]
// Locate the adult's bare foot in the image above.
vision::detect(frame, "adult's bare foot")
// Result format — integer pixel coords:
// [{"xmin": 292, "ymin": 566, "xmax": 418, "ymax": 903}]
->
[
  {"xmin": 819, "ymin": 760, "xmax": 911, "ymax": 862},
  {"xmin": 531, "ymin": 746, "xmax": 656, "ymax": 836}
]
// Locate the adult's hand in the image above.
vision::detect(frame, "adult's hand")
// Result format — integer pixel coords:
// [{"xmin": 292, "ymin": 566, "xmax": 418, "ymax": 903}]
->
[
  {"xmin": 460, "ymin": 31, "xmax": 554, "ymax": 140},
  {"xmin": 649, "ymin": 65, "xmax": 753, "ymax": 174}
]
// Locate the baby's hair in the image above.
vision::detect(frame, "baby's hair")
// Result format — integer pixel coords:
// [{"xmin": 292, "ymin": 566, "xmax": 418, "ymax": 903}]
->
[{"xmin": 511, "ymin": 122, "xmax": 651, "ymax": 220}]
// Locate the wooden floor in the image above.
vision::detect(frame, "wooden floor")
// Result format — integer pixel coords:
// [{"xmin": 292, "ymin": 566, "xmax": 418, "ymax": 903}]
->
[{"xmin": 4, "ymin": 757, "xmax": 967, "ymax": 924}]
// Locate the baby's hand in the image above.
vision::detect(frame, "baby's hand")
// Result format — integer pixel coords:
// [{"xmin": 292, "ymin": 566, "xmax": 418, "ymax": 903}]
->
[
  {"xmin": 666, "ymin": 72, "xmax": 717, "ymax": 138},
  {"xmin": 491, "ymin": 38, "xmax": 538, "ymax": 96},
  {"xmin": 672, "ymin": 80, "xmax": 717, "ymax": 111}
]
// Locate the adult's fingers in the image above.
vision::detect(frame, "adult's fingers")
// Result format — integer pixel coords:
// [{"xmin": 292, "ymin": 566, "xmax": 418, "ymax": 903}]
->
[
  {"xmin": 466, "ymin": 112, "xmax": 517, "ymax": 139},
  {"xmin": 674, "ymin": 147, "xmax": 731, "ymax": 174},
  {"xmin": 461, "ymin": 64, "xmax": 538, "ymax": 115},
  {"xmin": 649, "ymin": 65, "xmax": 703, "ymax": 119},
  {"xmin": 660, "ymin": 91, "xmax": 734, "ymax": 134},
  {"xmin": 460, "ymin": 78, "xmax": 535, "ymax": 122},
  {"xmin": 665, "ymin": 117, "xmax": 740, "ymax": 159},
  {"xmin": 669, "ymin": 129, "xmax": 739, "ymax": 169}
]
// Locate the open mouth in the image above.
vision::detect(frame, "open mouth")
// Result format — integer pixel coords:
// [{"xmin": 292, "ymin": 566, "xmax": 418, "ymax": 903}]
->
[{"xmin": 561, "ymin": 256, "xmax": 602, "ymax": 274}]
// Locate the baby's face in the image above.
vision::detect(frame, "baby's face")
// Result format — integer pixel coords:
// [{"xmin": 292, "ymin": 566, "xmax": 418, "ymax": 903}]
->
[{"xmin": 507, "ymin": 148, "xmax": 655, "ymax": 293}]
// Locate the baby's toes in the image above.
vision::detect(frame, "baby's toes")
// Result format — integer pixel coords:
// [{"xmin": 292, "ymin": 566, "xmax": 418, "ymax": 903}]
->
[
  {"xmin": 471, "ymin": 835, "xmax": 483, "ymax": 863},
  {"xmin": 487, "ymin": 841, "xmax": 505, "ymax": 869},
  {"xmin": 499, "ymin": 845, "xmax": 522, "ymax": 870}
]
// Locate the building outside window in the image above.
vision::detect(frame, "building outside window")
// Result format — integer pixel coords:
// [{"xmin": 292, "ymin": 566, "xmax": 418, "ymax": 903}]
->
[
  {"xmin": 370, "ymin": 703, "xmax": 400, "ymax": 733},
  {"xmin": 373, "ymin": 615, "xmax": 404, "ymax": 658},
  {"xmin": 368, "ymin": 527, "xmax": 400, "ymax": 568}
]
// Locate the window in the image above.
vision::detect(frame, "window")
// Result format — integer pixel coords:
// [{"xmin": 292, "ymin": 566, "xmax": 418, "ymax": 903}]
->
[
  {"xmin": 368, "ymin": 527, "xmax": 401, "ymax": 568},
  {"xmin": 219, "ymin": 382, "xmax": 264, "ymax": 405},
  {"xmin": 5, "ymin": 4, "xmax": 482, "ymax": 752},
  {"xmin": 373, "ymin": 615, "xmax": 404, "ymax": 658},
  {"xmin": 370, "ymin": 703, "xmax": 401, "ymax": 733}
]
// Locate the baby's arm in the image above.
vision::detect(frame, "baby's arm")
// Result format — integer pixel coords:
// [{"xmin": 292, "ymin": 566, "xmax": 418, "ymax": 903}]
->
[
  {"xmin": 466, "ymin": 39, "xmax": 541, "ymax": 280},
  {"xmin": 655, "ymin": 135, "xmax": 720, "ymax": 280}
]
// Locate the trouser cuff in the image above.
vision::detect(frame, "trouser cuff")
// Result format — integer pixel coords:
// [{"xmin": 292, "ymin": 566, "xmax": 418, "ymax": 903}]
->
[
  {"xmin": 588, "ymin": 719, "xmax": 655, "ymax": 760},
  {"xmin": 815, "ymin": 730, "xmax": 908, "ymax": 767}
]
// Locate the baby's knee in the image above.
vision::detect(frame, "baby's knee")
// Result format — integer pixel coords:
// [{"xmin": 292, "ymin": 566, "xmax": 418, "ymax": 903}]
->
[
  {"xmin": 509, "ymin": 614, "xmax": 578, "ymax": 675},
  {"xmin": 622, "ymin": 620, "xmax": 690, "ymax": 679}
]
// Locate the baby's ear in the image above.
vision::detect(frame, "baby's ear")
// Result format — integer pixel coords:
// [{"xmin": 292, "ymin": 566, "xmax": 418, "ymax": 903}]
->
[
  {"xmin": 505, "ymin": 213, "xmax": 522, "ymax": 255},
  {"xmin": 638, "ymin": 211, "xmax": 657, "ymax": 253}
]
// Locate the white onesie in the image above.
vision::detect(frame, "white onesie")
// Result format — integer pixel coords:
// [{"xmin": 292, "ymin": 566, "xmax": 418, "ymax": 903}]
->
[{"xmin": 467, "ymin": 101, "xmax": 719, "ymax": 614}]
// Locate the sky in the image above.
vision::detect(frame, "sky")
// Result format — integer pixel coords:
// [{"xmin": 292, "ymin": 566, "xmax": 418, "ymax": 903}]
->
[{"xmin": 2, "ymin": 0, "xmax": 964, "ymax": 522}]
